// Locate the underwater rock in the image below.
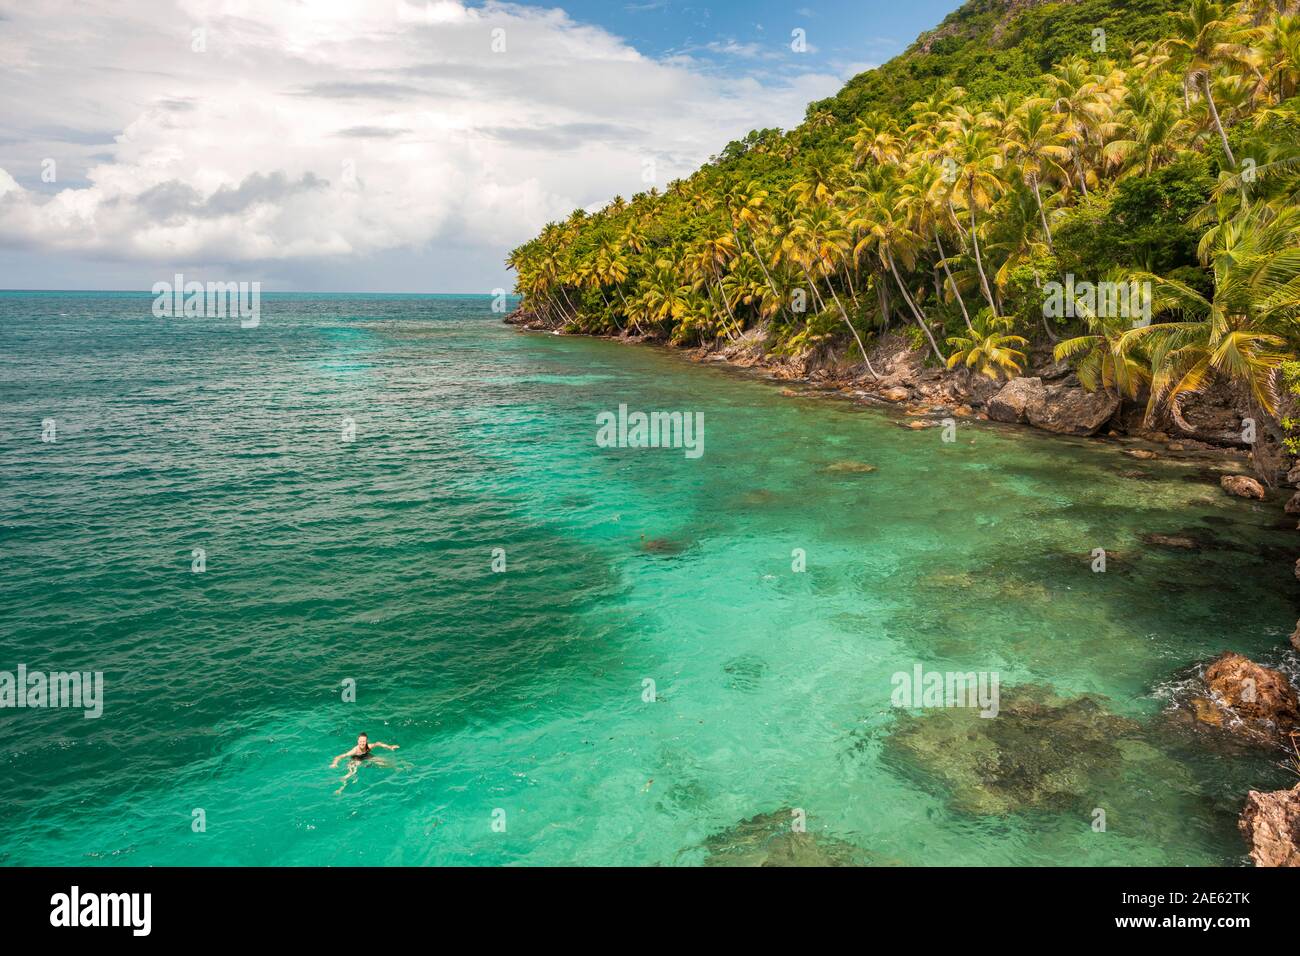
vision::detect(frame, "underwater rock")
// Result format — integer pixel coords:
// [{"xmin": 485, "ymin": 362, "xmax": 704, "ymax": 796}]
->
[
  {"xmin": 1191, "ymin": 652, "xmax": 1300, "ymax": 745},
  {"xmin": 1142, "ymin": 532, "xmax": 1201, "ymax": 550},
  {"xmin": 1290, "ymin": 620, "xmax": 1300, "ymax": 652},
  {"xmin": 1286, "ymin": 491, "xmax": 1300, "ymax": 514},
  {"xmin": 1126, "ymin": 449, "xmax": 1159, "ymax": 460},
  {"xmin": 698, "ymin": 809, "xmax": 874, "ymax": 866},
  {"xmin": 639, "ymin": 536, "xmax": 689, "ymax": 555},
  {"xmin": 823, "ymin": 460, "xmax": 878, "ymax": 474},
  {"xmin": 1239, "ymin": 783, "xmax": 1300, "ymax": 867},
  {"xmin": 883, "ymin": 685, "xmax": 1145, "ymax": 816},
  {"xmin": 722, "ymin": 654, "xmax": 768, "ymax": 691},
  {"xmin": 1221, "ymin": 475, "xmax": 1266, "ymax": 500},
  {"xmin": 880, "ymin": 386, "xmax": 911, "ymax": 402}
]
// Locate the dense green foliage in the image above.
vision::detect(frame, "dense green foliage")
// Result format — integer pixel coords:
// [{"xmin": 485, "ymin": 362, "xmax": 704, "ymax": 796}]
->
[{"xmin": 509, "ymin": 0, "xmax": 1300, "ymax": 426}]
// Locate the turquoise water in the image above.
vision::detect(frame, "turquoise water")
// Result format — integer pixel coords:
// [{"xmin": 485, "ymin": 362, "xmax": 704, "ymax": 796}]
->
[{"xmin": 1, "ymin": 291, "xmax": 1295, "ymax": 866}]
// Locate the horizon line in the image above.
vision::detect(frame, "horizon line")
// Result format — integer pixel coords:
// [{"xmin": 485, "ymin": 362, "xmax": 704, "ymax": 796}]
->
[{"xmin": 0, "ymin": 288, "xmax": 520, "ymax": 296}]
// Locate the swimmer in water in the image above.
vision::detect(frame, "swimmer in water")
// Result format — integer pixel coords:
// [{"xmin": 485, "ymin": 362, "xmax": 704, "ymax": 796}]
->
[{"xmin": 330, "ymin": 732, "xmax": 399, "ymax": 793}]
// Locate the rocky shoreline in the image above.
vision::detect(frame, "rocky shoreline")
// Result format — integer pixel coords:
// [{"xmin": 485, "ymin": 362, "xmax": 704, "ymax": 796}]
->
[{"xmin": 507, "ymin": 309, "xmax": 1300, "ymax": 866}]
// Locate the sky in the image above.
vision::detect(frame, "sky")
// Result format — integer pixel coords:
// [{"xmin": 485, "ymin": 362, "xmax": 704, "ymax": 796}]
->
[{"xmin": 0, "ymin": 0, "xmax": 963, "ymax": 293}]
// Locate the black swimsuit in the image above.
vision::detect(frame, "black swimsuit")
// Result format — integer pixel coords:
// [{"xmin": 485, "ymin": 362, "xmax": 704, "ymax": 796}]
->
[{"xmin": 354, "ymin": 746, "xmax": 372, "ymax": 761}]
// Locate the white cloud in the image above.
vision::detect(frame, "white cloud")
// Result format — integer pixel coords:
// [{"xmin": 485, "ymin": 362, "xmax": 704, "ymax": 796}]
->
[{"xmin": 0, "ymin": 0, "xmax": 845, "ymax": 288}]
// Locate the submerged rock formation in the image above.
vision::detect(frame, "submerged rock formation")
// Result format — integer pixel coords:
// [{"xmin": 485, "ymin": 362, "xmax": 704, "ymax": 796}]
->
[
  {"xmin": 1239, "ymin": 783, "xmax": 1300, "ymax": 867},
  {"xmin": 697, "ymin": 809, "xmax": 874, "ymax": 866},
  {"xmin": 1221, "ymin": 474, "xmax": 1266, "ymax": 499},
  {"xmin": 883, "ymin": 684, "xmax": 1147, "ymax": 815},
  {"xmin": 822, "ymin": 460, "xmax": 878, "ymax": 474}
]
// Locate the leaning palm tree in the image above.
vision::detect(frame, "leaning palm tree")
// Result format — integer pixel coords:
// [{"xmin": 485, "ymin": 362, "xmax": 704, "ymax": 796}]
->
[
  {"xmin": 1005, "ymin": 98, "xmax": 1074, "ymax": 254},
  {"xmin": 1158, "ymin": 0, "xmax": 1256, "ymax": 168},
  {"xmin": 941, "ymin": 113, "xmax": 1005, "ymax": 317},
  {"xmin": 1122, "ymin": 202, "xmax": 1300, "ymax": 428},
  {"xmin": 778, "ymin": 205, "xmax": 880, "ymax": 376},
  {"xmin": 901, "ymin": 158, "xmax": 977, "ymax": 334},
  {"xmin": 848, "ymin": 181, "xmax": 947, "ymax": 363}
]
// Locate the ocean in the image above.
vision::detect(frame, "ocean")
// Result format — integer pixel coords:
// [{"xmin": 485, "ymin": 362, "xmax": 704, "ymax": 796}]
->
[{"xmin": 0, "ymin": 291, "xmax": 1293, "ymax": 865}]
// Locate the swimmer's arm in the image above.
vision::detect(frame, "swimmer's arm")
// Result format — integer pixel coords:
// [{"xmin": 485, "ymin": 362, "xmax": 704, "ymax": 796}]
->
[
  {"xmin": 330, "ymin": 747, "xmax": 358, "ymax": 768},
  {"xmin": 372, "ymin": 742, "xmax": 399, "ymax": 750}
]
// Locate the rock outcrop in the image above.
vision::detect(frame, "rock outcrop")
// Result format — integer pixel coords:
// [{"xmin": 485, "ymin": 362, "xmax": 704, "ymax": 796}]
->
[
  {"xmin": 1026, "ymin": 384, "xmax": 1121, "ymax": 436},
  {"xmin": 986, "ymin": 377, "xmax": 1118, "ymax": 436},
  {"xmin": 1239, "ymin": 784, "xmax": 1300, "ymax": 867},
  {"xmin": 1191, "ymin": 652, "xmax": 1300, "ymax": 744},
  {"xmin": 987, "ymin": 376, "xmax": 1044, "ymax": 424}
]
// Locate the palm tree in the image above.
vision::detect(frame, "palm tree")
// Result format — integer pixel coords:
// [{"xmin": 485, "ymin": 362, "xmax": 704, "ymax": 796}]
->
[
  {"xmin": 1123, "ymin": 202, "xmax": 1300, "ymax": 427},
  {"xmin": 901, "ymin": 158, "xmax": 977, "ymax": 333},
  {"xmin": 778, "ymin": 205, "xmax": 880, "ymax": 376},
  {"xmin": 638, "ymin": 256, "xmax": 693, "ymax": 334},
  {"xmin": 848, "ymin": 181, "xmax": 947, "ymax": 363},
  {"xmin": 1047, "ymin": 57, "xmax": 1113, "ymax": 196},
  {"xmin": 850, "ymin": 113, "xmax": 904, "ymax": 168},
  {"xmin": 1103, "ymin": 85, "xmax": 1191, "ymax": 176},
  {"xmin": 1005, "ymin": 98, "xmax": 1073, "ymax": 254},
  {"xmin": 946, "ymin": 316, "xmax": 1029, "ymax": 380},
  {"xmin": 1053, "ymin": 277, "xmax": 1153, "ymax": 410},
  {"xmin": 1159, "ymin": 0, "xmax": 1256, "ymax": 168},
  {"xmin": 942, "ymin": 112, "xmax": 1005, "ymax": 316}
]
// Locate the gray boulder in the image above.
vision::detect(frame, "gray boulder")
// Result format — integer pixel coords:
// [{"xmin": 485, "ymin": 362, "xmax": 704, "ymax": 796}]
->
[
  {"xmin": 987, "ymin": 377, "xmax": 1045, "ymax": 424},
  {"xmin": 1026, "ymin": 384, "xmax": 1120, "ymax": 436},
  {"xmin": 987, "ymin": 377, "xmax": 1119, "ymax": 436}
]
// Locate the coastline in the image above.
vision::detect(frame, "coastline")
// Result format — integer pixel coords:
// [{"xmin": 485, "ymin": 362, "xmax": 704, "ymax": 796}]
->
[
  {"xmin": 508, "ymin": 307, "xmax": 1300, "ymax": 866},
  {"xmin": 506, "ymin": 307, "xmax": 1259, "ymax": 477}
]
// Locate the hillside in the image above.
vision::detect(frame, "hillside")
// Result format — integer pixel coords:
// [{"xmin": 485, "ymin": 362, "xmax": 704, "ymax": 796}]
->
[{"xmin": 507, "ymin": 0, "xmax": 1300, "ymax": 462}]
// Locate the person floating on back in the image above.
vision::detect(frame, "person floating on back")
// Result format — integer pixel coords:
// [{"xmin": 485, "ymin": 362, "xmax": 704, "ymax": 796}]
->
[{"xmin": 330, "ymin": 732, "xmax": 399, "ymax": 794}]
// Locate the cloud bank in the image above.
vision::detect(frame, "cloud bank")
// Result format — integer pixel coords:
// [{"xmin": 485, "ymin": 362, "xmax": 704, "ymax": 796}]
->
[{"xmin": 0, "ymin": 0, "xmax": 845, "ymax": 290}]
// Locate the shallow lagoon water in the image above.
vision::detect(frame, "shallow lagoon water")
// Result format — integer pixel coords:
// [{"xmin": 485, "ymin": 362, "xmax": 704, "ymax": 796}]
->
[{"xmin": 0, "ymin": 292, "xmax": 1294, "ymax": 866}]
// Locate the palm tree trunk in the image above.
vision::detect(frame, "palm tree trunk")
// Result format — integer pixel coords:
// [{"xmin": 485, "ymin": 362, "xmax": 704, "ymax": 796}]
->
[
  {"xmin": 711, "ymin": 263, "xmax": 738, "ymax": 326},
  {"xmin": 804, "ymin": 265, "xmax": 880, "ymax": 379},
  {"xmin": 1030, "ymin": 174, "xmax": 1056, "ymax": 256},
  {"xmin": 559, "ymin": 286, "xmax": 580, "ymax": 320},
  {"xmin": 887, "ymin": 252, "xmax": 946, "ymax": 363},
  {"xmin": 968, "ymin": 202, "xmax": 999, "ymax": 316},
  {"xmin": 843, "ymin": 266, "xmax": 861, "ymax": 312},
  {"xmin": 934, "ymin": 228, "xmax": 975, "ymax": 334},
  {"xmin": 1201, "ymin": 73, "xmax": 1237, "ymax": 168}
]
